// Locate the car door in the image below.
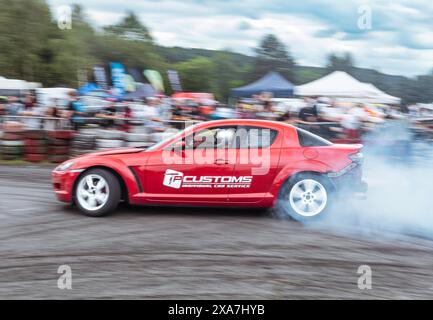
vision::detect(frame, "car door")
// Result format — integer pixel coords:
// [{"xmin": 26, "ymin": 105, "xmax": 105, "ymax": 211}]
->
[
  {"xmin": 143, "ymin": 125, "xmax": 238, "ymax": 204},
  {"xmin": 228, "ymin": 125, "xmax": 283, "ymax": 203}
]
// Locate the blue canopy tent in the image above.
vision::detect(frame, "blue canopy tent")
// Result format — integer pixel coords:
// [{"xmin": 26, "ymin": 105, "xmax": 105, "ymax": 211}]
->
[
  {"xmin": 231, "ymin": 72, "xmax": 294, "ymax": 98},
  {"xmin": 78, "ymin": 83, "xmax": 123, "ymax": 100},
  {"xmin": 78, "ymin": 83, "xmax": 101, "ymax": 95}
]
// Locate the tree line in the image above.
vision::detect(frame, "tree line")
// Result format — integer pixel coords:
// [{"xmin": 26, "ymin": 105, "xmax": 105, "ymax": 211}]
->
[{"xmin": 0, "ymin": 0, "xmax": 431, "ymax": 105}]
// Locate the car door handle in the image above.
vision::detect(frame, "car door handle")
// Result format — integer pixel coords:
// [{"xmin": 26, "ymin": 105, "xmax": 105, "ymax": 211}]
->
[{"xmin": 214, "ymin": 158, "xmax": 231, "ymax": 165}]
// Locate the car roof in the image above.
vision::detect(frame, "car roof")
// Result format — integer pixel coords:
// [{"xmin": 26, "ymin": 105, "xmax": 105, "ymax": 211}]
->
[{"xmin": 196, "ymin": 119, "xmax": 293, "ymax": 130}]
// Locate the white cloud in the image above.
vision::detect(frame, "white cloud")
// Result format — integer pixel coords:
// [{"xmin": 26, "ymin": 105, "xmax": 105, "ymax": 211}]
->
[{"xmin": 47, "ymin": 0, "xmax": 433, "ymax": 76}]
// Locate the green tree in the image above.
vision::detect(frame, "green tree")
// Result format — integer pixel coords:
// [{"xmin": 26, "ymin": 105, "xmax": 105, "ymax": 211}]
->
[
  {"xmin": 46, "ymin": 4, "xmax": 97, "ymax": 87},
  {"xmin": 0, "ymin": 0, "xmax": 53, "ymax": 81},
  {"xmin": 250, "ymin": 34, "xmax": 296, "ymax": 82},
  {"xmin": 326, "ymin": 52, "xmax": 355, "ymax": 72},
  {"xmin": 213, "ymin": 51, "xmax": 247, "ymax": 101},
  {"xmin": 174, "ymin": 57, "xmax": 215, "ymax": 92},
  {"xmin": 104, "ymin": 11, "xmax": 153, "ymax": 42}
]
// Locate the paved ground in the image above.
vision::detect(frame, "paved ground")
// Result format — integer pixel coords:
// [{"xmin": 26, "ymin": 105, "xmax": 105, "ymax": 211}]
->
[{"xmin": 1, "ymin": 165, "xmax": 433, "ymax": 299}]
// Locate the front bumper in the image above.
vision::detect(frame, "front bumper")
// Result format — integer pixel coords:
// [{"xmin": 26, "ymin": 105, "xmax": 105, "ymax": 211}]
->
[{"xmin": 51, "ymin": 169, "xmax": 83, "ymax": 203}]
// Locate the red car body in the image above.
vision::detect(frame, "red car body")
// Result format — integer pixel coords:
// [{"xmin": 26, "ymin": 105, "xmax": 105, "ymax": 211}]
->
[{"xmin": 52, "ymin": 119, "xmax": 366, "ymax": 217}]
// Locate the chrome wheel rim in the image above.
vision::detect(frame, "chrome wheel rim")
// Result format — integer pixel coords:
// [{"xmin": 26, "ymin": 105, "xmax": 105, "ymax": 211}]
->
[
  {"xmin": 76, "ymin": 174, "xmax": 109, "ymax": 211},
  {"xmin": 289, "ymin": 179, "xmax": 327, "ymax": 217}
]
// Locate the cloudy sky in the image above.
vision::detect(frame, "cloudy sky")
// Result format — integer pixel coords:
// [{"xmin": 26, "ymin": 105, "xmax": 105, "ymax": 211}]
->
[{"xmin": 48, "ymin": 0, "xmax": 433, "ymax": 77}]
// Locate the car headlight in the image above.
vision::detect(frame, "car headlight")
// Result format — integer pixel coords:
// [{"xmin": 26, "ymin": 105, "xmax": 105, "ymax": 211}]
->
[{"xmin": 55, "ymin": 161, "xmax": 75, "ymax": 172}]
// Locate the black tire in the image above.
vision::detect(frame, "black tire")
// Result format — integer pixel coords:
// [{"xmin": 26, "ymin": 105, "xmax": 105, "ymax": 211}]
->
[
  {"xmin": 73, "ymin": 135, "xmax": 95, "ymax": 144},
  {"xmin": 48, "ymin": 138, "xmax": 70, "ymax": 146},
  {"xmin": 1, "ymin": 146, "xmax": 23, "ymax": 155},
  {"xmin": 2, "ymin": 133, "xmax": 23, "ymax": 141},
  {"xmin": 72, "ymin": 141, "xmax": 95, "ymax": 149},
  {"xmin": 74, "ymin": 169, "xmax": 121, "ymax": 217},
  {"xmin": 48, "ymin": 155, "xmax": 70, "ymax": 163},
  {"xmin": 48, "ymin": 146, "xmax": 70, "ymax": 155},
  {"xmin": 25, "ymin": 153, "xmax": 47, "ymax": 163},
  {"xmin": 276, "ymin": 173, "xmax": 334, "ymax": 222},
  {"xmin": 25, "ymin": 139, "xmax": 48, "ymax": 147},
  {"xmin": 24, "ymin": 130, "xmax": 46, "ymax": 140},
  {"xmin": 1, "ymin": 154, "xmax": 19, "ymax": 160},
  {"xmin": 25, "ymin": 146, "xmax": 48, "ymax": 154}
]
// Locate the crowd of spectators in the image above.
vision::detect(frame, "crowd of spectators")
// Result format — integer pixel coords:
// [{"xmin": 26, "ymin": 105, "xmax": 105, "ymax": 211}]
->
[
  {"xmin": 0, "ymin": 90, "xmax": 407, "ymax": 144},
  {"xmin": 236, "ymin": 93, "xmax": 405, "ymax": 142},
  {"xmin": 0, "ymin": 91, "xmax": 223, "ymax": 136}
]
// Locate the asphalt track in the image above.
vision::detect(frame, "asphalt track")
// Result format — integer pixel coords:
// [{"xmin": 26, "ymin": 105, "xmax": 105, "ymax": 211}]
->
[{"xmin": 1, "ymin": 165, "xmax": 433, "ymax": 299}]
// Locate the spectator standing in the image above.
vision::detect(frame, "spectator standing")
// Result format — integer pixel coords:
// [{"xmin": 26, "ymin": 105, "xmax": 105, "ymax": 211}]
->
[
  {"xmin": 341, "ymin": 105, "xmax": 365, "ymax": 139},
  {"xmin": 44, "ymin": 105, "xmax": 62, "ymax": 130},
  {"xmin": 96, "ymin": 102, "xmax": 118, "ymax": 129},
  {"xmin": 239, "ymin": 103, "xmax": 256, "ymax": 119},
  {"xmin": 67, "ymin": 91, "xmax": 85, "ymax": 131},
  {"xmin": 256, "ymin": 100, "xmax": 278, "ymax": 120},
  {"xmin": 278, "ymin": 109, "xmax": 291, "ymax": 122},
  {"xmin": 18, "ymin": 94, "xmax": 46, "ymax": 129},
  {"xmin": 143, "ymin": 97, "xmax": 163, "ymax": 129},
  {"xmin": 158, "ymin": 97, "xmax": 173, "ymax": 123},
  {"xmin": 0, "ymin": 96, "xmax": 8, "ymax": 117},
  {"xmin": 298, "ymin": 99, "xmax": 319, "ymax": 122},
  {"xmin": 23, "ymin": 93, "xmax": 35, "ymax": 110},
  {"xmin": 6, "ymin": 96, "xmax": 24, "ymax": 116}
]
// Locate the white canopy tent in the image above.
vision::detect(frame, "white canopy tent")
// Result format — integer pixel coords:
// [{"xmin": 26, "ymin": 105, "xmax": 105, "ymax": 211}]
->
[
  {"xmin": 358, "ymin": 83, "xmax": 401, "ymax": 104},
  {"xmin": 295, "ymin": 71, "xmax": 400, "ymax": 104},
  {"xmin": 36, "ymin": 87, "xmax": 76, "ymax": 108},
  {"xmin": 0, "ymin": 77, "xmax": 41, "ymax": 90}
]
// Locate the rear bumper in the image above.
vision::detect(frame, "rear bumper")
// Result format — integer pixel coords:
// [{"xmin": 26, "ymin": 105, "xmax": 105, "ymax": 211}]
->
[
  {"xmin": 51, "ymin": 170, "xmax": 82, "ymax": 203},
  {"xmin": 328, "ymin": 163, "xmax": 368, "ymax": 197}
]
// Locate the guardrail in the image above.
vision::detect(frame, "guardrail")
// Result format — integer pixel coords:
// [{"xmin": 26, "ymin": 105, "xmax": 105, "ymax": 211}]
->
[
  {"xmin": 0, "ymin": 115, "xmax": 201, "ymax": 162},
  {"xmin": 0, "ymin": 116, "xmax": 204, "ymax": 136},
  {"xmin": 1, "ymin": 115, "xmax": 430, "ymax": 165}
]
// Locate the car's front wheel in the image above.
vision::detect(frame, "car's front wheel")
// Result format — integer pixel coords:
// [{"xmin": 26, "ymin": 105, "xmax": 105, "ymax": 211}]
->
[
  {"xmin": 74, "ymin": 169, "xmax": 121, "ymax": 217},
  {"xmin": 277, "ymin": 174, "xmax": 333, "ymax": 221}
]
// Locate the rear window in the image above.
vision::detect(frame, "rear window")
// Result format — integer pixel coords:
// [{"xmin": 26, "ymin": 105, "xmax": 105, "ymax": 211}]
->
[{"xmin": 296, "ymin": 128, "xmax": 332, "ymax": 147}]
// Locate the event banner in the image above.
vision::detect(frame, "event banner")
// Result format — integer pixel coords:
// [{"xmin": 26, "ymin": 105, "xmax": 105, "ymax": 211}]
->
[
  {"xmin": 167, "ymin": 69, "xmax": 182, "ymax": 92},
  {"xmin": 127, "ymin": 68, "xmax": 146, "ymax": 83},
  {"xmin": 93, "ymin": 65, "xmax": 108, "ymax": 90},
  {"xmin": 144, "ymin": 69, "xmax": 165, "ymax": 93},
  {"xmin": 124, "ymin": 74, "xmax": 136, "ymax": 92},
  {"xmin": 110, "ymin": 62, "xmax": 126, "ymax": 96}
]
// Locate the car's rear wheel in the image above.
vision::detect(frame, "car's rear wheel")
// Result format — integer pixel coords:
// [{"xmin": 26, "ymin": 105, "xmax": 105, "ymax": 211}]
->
[
  {"xmin": 277, "ymin": 174, "xmax": 333, "ymax": 221},
  {"xmin": 74, "ymin": 169, "xmax": 120, "ymax": 217}
]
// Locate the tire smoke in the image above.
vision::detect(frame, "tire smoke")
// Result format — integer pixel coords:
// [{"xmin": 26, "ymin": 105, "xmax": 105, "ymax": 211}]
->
[{"xmin": 310, "ymin": 119, "xmax": 433, "ymax": 240}]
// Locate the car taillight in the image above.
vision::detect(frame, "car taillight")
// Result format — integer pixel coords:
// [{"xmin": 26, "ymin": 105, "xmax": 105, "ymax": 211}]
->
[{"xmin": 349, "ymin": 151, "xmax": 364, "ymax": 163}]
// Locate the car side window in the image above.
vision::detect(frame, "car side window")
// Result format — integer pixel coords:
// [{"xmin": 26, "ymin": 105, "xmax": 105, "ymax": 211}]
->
[
  {"xmin": 234, "ymin": 126, "xmax": 279, "ymax": 149},
  {"xmin": 185, "ymin": 126, "xmax": 237, "ymax": 150}
]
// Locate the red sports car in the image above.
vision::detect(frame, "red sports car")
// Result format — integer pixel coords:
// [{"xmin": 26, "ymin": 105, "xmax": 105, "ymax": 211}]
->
[{"xmin": 52, "ymin": 119, "xmax": 367, "ymax": 221}]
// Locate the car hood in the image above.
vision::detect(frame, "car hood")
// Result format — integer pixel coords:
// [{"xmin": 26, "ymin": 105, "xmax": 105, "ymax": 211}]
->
[{"xmin": 82, "ymin": 147, "xmax": 145, "ymax": 157}]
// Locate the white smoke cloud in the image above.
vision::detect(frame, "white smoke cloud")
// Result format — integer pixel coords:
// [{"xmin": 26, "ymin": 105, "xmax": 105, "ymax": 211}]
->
[{"xmin": 310, "ymin": 122, "xmax": 433, "ymax": 240}]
